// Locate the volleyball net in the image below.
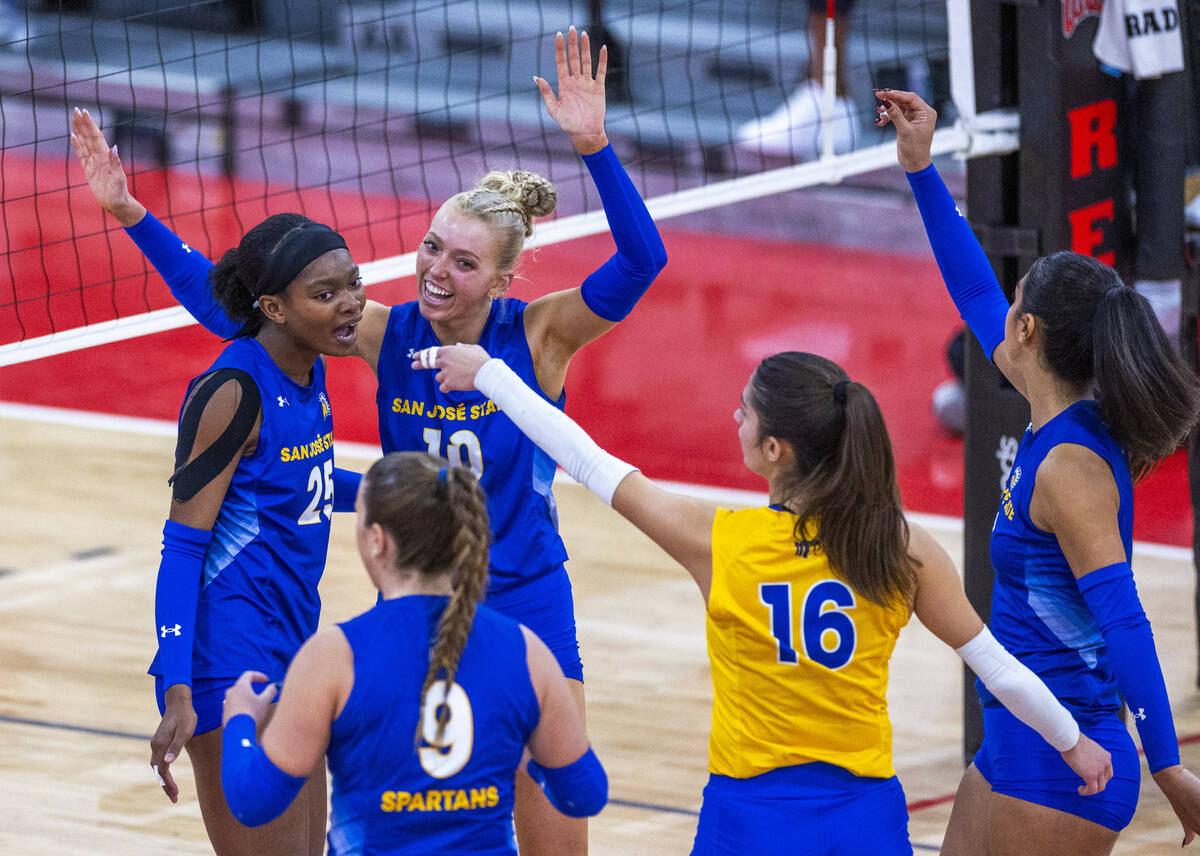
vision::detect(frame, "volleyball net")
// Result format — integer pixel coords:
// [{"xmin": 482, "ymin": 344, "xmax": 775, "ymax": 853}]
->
[{"xmin": 0, "ymin": 0, "xmax": 1009, "ymax": 366}]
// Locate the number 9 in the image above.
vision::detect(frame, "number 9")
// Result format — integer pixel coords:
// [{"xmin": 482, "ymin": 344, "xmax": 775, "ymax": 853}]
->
[{"xmin": 418, "ymin": 681, "xmax": 475, "ymax": 778}]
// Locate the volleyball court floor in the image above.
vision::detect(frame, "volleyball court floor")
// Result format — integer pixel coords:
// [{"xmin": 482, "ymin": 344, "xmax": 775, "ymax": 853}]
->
[{"xmin": 2, "ymin": 173, "xmax": 1199, "ymax": 852}]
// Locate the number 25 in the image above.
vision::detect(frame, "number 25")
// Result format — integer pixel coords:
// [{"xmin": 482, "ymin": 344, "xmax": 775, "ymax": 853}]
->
[{"xmin": 298, "ymin": 459, "xmax": 333, "ymax": 525}]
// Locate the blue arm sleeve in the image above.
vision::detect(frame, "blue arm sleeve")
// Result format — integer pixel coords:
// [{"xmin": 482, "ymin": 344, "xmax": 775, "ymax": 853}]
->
[
  {"xmin": 155, "ymin": 519, "xmax": 212, "ymax": 691},
  {"xmin": 333, "ymin": 467, "xmax": 361, "ymax": 513},
  {"xmin": 906, "ymin": 164, "xmax": 1009, "ymax": 360},
  {"xmin": 1078, "ymin": 561, "xmax": 1180, "ymax": 772},
  {"xmin": 124, "ymin": 211, "xmax": 241, "ymax": 338},
  {"xmin": 526, "ymin": 746, "xmax": 608, "ymax": 818},
  {"xmin": 221, "ymin": 714, "xmax": 308, "ymax": 826},
  {"xmin": 578, "ymin": 144, "xmax": 668, "ymax": 322}
]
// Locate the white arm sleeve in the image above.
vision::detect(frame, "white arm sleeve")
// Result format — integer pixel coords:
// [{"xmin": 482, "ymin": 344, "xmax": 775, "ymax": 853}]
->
[
  {"xmin": 955, "ymin": 626, "xmax": 1080, "ymax": 752},
  {"xmin": 474, "ymin": 358, "xmax": 638, "ymax": 506}
]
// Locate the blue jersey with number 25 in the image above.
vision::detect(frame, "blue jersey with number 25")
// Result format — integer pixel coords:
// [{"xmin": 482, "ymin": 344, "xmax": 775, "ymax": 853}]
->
[{"xmin": 150, "ymin": 337, "xmax": 335, "ymax": 684}]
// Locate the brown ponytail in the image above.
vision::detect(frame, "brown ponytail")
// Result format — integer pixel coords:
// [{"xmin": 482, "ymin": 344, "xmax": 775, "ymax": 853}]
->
[
  {"xmin": 1020, "ymin": 252, "xmax": 1200, "ymax": 480},
  {"xmin": 750, "ymin": 352, "xmax": 918, "ymax": 608},
  {"xmin": 359, "ymin": 453, "xmax": 492, "ymax": 745}
]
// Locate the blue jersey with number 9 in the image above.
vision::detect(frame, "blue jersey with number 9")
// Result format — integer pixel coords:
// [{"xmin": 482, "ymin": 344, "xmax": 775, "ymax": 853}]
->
[
  {"xmin": 149, "ymin": 337, "xmax": 334, "ymax": 685},
  {"xmin": 375, "ymin": 300, "xmax": 569, "ymax": 591},
  {"xmin": 706, "ymin": 506, "xmax": 911, "ymax": 779},
  {"xmin": 326, "ymin": 595, "xmax": 540, "ymax": 855}
]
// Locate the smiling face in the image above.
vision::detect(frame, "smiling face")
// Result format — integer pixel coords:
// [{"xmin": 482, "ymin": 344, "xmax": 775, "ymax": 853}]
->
[
  {"xmin": 263, "ymin": 248, "xmax": 365, "ymax": 357},
  {"xmin": 415, "ymin": 205, "xmax": 512, "ymax": 340}
]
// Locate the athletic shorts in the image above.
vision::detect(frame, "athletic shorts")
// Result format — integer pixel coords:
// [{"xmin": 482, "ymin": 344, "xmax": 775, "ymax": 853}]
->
[
  {"xmin": 485, "ymin": 566, "xmax": 583, "ymax": 682},
  {"xmin": 154, "ymin": 675, "xmax": 273, "ymax": 737},
  {"xmin": 974, "ymin": 704, "xmax": 1140, "ymax": 831},
  {"xmin": 690, "ymin": 762, "xmax": 911, "ymax": 856}
]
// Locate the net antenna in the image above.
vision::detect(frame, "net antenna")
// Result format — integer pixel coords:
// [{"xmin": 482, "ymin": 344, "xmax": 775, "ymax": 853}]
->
[{"xmin": 0, "ymin": 1, "xmax": 1019, "ymax": 368}]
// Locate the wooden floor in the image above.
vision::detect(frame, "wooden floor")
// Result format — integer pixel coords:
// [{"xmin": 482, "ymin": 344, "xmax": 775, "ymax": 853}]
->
[{"xmin": 4, "ymin": 408, "xmax": 1200, "ymax": 854}]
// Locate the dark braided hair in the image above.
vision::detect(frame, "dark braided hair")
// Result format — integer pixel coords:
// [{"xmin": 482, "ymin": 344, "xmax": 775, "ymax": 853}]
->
[
  {"xmin": 360, "ymin": 452, "xmax": 491, "ymax": 746},
  {"xmin": 209, "ymin": 213, "xmax": 311, "ymax": 338}
]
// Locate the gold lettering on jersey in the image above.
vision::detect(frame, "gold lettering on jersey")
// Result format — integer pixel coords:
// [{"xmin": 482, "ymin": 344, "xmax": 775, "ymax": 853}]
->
[
  {"xmin": 279, "ymin": 431, "xmax": 334, "ymax": 462},
  {"xmin": 1000, "ymin": 485, "xmax": 1014, "ymax": 521},
  {"xmin": 390, "ymin": 398, "xmax": 502, "ymax": 420},
  {"xmin": 378, "ymin": 785, "xmax": 500, "ymax": 812}
]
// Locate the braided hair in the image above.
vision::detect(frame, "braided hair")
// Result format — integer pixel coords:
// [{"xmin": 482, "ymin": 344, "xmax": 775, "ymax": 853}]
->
[
  {"xmin": 209, "ymin": 213, "xmax": 312, "ymax": 338},
  {"xmin": 359, "ymin": 452, "xmax": 491, "ymax": 745}
]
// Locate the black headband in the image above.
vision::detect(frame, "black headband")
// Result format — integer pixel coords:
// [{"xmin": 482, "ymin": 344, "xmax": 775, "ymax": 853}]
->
[{"xmin": 255, "ymin": 223, "xmax": 349, "ymax": 299}]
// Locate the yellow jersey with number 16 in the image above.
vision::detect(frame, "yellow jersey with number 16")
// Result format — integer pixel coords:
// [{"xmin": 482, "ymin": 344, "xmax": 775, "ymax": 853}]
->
[{"xmin": 706, "ymin": 506, "xmax": 911, "ymax": 780}]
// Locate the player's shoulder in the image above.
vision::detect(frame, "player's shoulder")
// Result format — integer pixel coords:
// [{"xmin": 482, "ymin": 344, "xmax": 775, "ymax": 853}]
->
[{"xmin": 181, "ymin": 367, "xmax": 262, "ymax": 431}]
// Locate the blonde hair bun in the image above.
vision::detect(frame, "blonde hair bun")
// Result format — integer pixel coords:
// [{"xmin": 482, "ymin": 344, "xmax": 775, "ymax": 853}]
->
[{"xmin": 477, "ymin": 170, "xmax": 557, "ymax": 235}]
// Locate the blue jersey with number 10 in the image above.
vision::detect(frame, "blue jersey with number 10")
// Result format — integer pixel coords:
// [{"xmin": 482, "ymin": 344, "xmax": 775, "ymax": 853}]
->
[
  {"xmin": 150, "ymin": 338, "xmax": 335, "ymax": 683},
  {"xmin": 375, "ymin": 300, "xmax": 568, "ymax": 591}
]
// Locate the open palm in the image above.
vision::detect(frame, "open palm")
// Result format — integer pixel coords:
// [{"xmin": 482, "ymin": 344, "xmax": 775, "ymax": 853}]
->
[
  {"xmin": 69, "ymin": 106, "xmax": 145, "ymax": 226},
  {"xmin": 535, "ymin": 26, "xmax": 607, "ymax": 151}
]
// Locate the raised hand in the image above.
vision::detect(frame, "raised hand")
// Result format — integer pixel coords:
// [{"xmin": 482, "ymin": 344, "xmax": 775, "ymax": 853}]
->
[
  {"xmin": 149, "ymin": 683, "xmax": 197, "ymax": 804},
  {"xmin": 874, "ymin": 88, "xmax": 937, "ymax": 174},
  {"xmin": 69, "ymin": 106, "xmax": 146, "ymax": 227},
  {"xmin": 534, "ymin": 26, "xmax": 608, "ymax": 155}
]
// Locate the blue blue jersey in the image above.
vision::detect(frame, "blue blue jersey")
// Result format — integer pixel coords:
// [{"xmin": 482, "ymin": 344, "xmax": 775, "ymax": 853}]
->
[
  {"xmin": 326, "ymin": 596, "xmax": 540, "ymax": 856},
  {"xmin": 375, "ymin": 300, "xmax": 568, "ymax": 590},
  {"xmin": 982, "ymin": 400, "xmax": 1133, "ymax": 721},
  {"xmin": 150, "ymin": 338, "xmax": 336, "ymax": 682}
]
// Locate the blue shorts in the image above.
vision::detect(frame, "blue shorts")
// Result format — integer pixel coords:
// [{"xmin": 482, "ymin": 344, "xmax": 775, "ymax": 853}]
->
[
  {"xmin": 485, "ymin": 566, "xmax": 583, "ymax": 682},
  {"xmin": 974, "ymin": 704, "xmax": 1140, "ymax": 831},
  {"xmin": 154, "ymin": 675, "xmax": 274, "ymax": 737},
  {"xmin": 691, "ymin": 763, "xmax": 911, "ymax": 856}
]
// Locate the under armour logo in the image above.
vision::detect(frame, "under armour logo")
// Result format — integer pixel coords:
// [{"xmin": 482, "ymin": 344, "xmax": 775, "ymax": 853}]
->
[
  {"xmin": 160, "ymin": 624, "xmax": 182, "ymax": 637},
  {"xmin": 277, "ymin": 395, "xmax": 289, "ymax": 407},
  {"xmin": 181, "ymin": 242, "xmax": 192, "ymax": 253},
  {"xmin": 406, "ymin": 347, "xmax": 419, "ymax": 359},
  {"xmin": 1134, "ymin": 707, "xmax": 1146, "ymax": 721}
]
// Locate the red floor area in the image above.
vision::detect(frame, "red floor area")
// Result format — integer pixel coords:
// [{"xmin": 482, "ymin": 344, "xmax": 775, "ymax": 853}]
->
[{"xmin": 2, "ymin": 157, "xmax": 1194, "ymax": 546}]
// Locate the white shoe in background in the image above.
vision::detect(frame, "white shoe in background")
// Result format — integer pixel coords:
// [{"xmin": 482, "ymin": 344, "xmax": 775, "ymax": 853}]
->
[
  {"xmin": 932, "ymin": 379, "xmax": 965, "ymax": 435},
  {"xmin": 1186, "ymin": 194, "xmax": 1200, "ymax": 230},
  {"xmin": 736, "ymin": 80, "xmax": 856, "ymax": 160},
  {"xmin": 1134, "ymin": 278, "xmax": 1181, "ymax": 348},
  {"xmin": 0, "ymin": 1, "xmax": 28, "ymax": 50}
]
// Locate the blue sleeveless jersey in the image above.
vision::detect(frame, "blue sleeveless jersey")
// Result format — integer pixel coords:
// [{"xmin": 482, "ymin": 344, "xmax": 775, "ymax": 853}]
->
[
  {"xmin": 375, "ymin": 300, "xmax": 569, "ymax": 590},
  {"xmin": 149, "ymin": 338, "xmax": 335, "ymax": 682},
  {"xmin": 982, "ymin": 400, "xmax": 1133, "ymax": 721},
  {"xmin": 326, "ymin": 596, "xmax": 541, "ymax": 856}
]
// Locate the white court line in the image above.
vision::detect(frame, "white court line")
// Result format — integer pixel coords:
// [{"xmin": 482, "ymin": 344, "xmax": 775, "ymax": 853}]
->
[
  {"xmin": 0, "ymin": 400, "xmax": 384, "ymax": 460},
  {"xmin": 2, "ymin": 399, "xmax": 1193, "ymax": 562}
]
